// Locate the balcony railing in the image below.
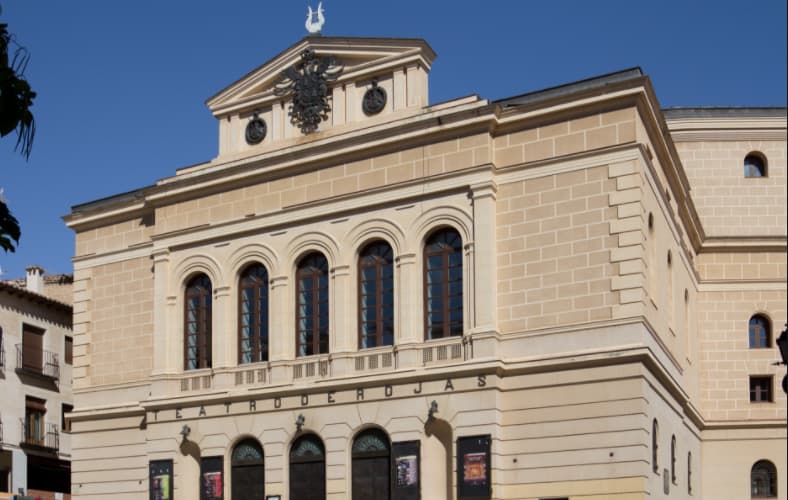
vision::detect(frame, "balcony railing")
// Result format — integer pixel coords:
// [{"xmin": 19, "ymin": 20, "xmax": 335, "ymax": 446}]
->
[
  {"xmin": 0, "ymin": 340, "xmax": 5, "ymax": 370},
  {"xmin": 16, "ymin": 344, "xmax": 60, "ymax": 381},
  {"xmin": 20, "ymin": 419, "xmax": 59, "ymax": 451}
]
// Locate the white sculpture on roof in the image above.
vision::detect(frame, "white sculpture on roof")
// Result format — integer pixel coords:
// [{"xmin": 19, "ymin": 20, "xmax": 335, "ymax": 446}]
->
[{"xmin": 305, "ymin": 2, "xmax": 325, "ymax": 34}]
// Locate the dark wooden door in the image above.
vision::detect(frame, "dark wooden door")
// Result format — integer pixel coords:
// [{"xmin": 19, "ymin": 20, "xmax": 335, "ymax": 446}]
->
[
  {"xmin": 22, "ymin": 325, "xmax": 43, "ymax": 371},
  {"xmin": 231, "ymin": 463, "xmax": 264, "ymax": 500},
  {"xmin": 290, "ymin": 461, "xmax": 325, "ymax": 500},
  {"xmin": 352, "ymin": 455, "xmax": 390, "ymax": 500}
]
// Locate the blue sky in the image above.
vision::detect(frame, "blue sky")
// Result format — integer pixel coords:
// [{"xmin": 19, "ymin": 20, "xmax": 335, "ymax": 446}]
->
[{"xmin": 1, "ymin": 0, "xmax": 786, "ymax": 279}]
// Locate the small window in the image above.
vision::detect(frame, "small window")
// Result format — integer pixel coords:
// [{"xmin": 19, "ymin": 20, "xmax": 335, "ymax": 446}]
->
[
  {"xmin": 671, "ymin": 435, "xmax": 677, "ymax": 484},
  {"xmin": 62, "ymin": 403, "xmax": 73, "ymax": 433},
  {"xmin": 749, "ymin": 314, "xmax": 771, "ymax": 348},
  {"xmin": 744, "ymin": 153, "xmax": 767, "ymax": 178},
  {"xmin": 749, "ymin": 376, "xmax": 772, "ymax": 403},
  {"xmin": 65, "ymin": 336, "xmax": 73, "ymax": 365},
  {"xmin": 652, "ymin": 419, "xmax": 659, "ymax": 473},
  {"xmin": 687, "ymin": 452, "xmax": 692, "ymax": 495},
  {"xmin": 751, "ymin": 459, "xmax": 777, "ymax": 498}
]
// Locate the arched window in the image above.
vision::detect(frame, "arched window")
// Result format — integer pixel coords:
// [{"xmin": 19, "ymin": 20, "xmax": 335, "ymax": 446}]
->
[
  {"xmin": 239, "ymin": 263, "xmax": 269, "ymax": 364},
  {"xmin": 652, "ymin": 419, "xmax": 659, "ymax": 473},
  {"xmin": 744, "ymin": 153, "xmax": 767, "ymax": 178},
  {"xmin": 232, "ymin": 438, "xmax": 264, "ymax": 498},
  {"xmin": 671, "ymin": 435, "xmax": 677, "ymax": 484},
  {"xmin": 351, "ymin": 428, "xmax": 391, "ymax": 500},
  {"xmin": 184, "ymin": 274, "xmax": 212, "ymax": 370},
  {"xmin": 751, "ymin": 460, "xmax": 777, "ymax": 498},
  {"xmin": 749, "ymin": 314, "xmax": 771, "ymax": 348},
  {"xmin": 290, "ymin": 434, "xmax": 326, "ymax": 500},
  {"xmin": 424, "ymin": 228, "xmax": 463, "ymax": 340},
  {"xmin": 358, "ymin": 241, "xmax": 394, "ymax": 349},
  {"xmin": 296, "ymin": 253, "xmax": 329, "ymax": 357}
]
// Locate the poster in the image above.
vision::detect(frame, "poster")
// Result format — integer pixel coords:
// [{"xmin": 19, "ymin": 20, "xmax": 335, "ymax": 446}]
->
[
  {"xmin": 149, "ymin": 460, "xmax": 173, "ymax": 500},
  {"xmin": 396, "ymin": 454, "xmax": 419, "ymax": 487},
  {"xmin": 200, "ymin": 456, "xmax": 224, "ymax": 500},
  {"xmin": 391, "ymin": 440, "xmax": 420, "ymax": 500},
  {"xmin": 462, "ymin": 452, "xmax": 487, "ymax": 486},
  {"xmin": 203, "ymin": 471, "xmax": 223, "ymax": 499},
  {"xmin": 456, "ymin": 435, "xmax": 491, "ymax": 499},
  {"xmin": 152, "ymin": 475, "xmax": 170, "ymax": 500}
]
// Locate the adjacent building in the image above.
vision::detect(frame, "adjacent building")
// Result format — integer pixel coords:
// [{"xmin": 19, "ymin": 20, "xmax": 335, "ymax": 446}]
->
[
  {"xmin": 62, "ymin": 35, "xmax": 786, "ymax": 499},
  {"xmin": 0, "ymin": 267, "xmax": 73, "ymax": 499}
]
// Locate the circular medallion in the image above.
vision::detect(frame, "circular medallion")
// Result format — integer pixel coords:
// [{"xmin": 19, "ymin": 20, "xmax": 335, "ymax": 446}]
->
[
  {"xmin": 362, "ymin": 83, "xmax": 387, "ymax": 115},
  {"xmin": 245, "ymin": 115, "xmax": 267, "ymax": 144}
]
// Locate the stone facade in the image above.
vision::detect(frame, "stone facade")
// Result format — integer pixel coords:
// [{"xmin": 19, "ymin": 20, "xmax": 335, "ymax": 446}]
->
[
  {"xmin": 0, "ymin": 267, "xmax": 73, "ymax": 498},
  {"xmin": 62, "ymin": 37, "xmax": 786, "ymax": 499}
]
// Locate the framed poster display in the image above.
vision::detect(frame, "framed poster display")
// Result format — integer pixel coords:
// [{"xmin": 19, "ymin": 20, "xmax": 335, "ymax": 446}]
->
[
  {"xmin": 391, "ymin": 440, "xmax": 420, "ymax": 500},
  {"xmin": 201, "ymin": 456, "xmax": 224, "ymax": 500},
  {"xmin": 149, "ymin": 459, "xmax": 173, "ymax": 500},
  {"xmin": 456, "ymin": 435, "xmax": 491, "ymax": 499}
]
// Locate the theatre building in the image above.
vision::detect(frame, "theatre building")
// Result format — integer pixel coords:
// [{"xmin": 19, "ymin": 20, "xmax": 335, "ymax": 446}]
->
[{"xmin": 63, "ymin": 34, "xmax": 786, "ymax": 499}]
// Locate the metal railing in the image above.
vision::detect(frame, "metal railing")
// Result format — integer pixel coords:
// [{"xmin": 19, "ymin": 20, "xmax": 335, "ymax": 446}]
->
[
  {"xmin": 19, "ymin": 419, "xmax": 59, "ymax": 450},
  {"xmin": 16, "ymin": 344, "xmax": 60, "ymax": 381},
  {"xmin": 0, "ymin": 339, "xmax": 5, "ymax": 369}
]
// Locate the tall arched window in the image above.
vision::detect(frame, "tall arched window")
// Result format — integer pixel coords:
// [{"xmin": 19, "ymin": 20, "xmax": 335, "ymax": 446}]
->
[
  {"xmin": 296, "ymin": 253, "xmax": 329, "ymax": 357},
  {"xmin": 231, "ymin": 438, "xmax": 264, "ymax": 498},
  {"xmin": 351, "ymin": 428, "xmax": 391, "ymax": 500},
  {"xmin": 239, "ymin": 263, "xmax": 270, "ymax": 364},
  {"xmin": 651, "ymin": 419, "xmax": 659, "ymax": 473},
  {"xmin": 424, "ymin": 228, "xmax": 463, "ymax": 340},
  {"xmin": 358, "ymin": 241, "xmax": 394, "ymax": 349},
  {"xmin": 751, "ymin": 460, "xmax": 777, "ymax": 498},
  {"xmin": 184, "ymin": 274, "xmax": 212, "ymax": 370},
  {"xmin": 671, "ymin": 434, "xmax": 677, "ymax": 484},
  {"xmin": 749, "ymin": 314, "xmax": 771, "ymax": 348},
  {"xmin": 290, "ymin": 434, "xmax": 326, "ymax": 500}
]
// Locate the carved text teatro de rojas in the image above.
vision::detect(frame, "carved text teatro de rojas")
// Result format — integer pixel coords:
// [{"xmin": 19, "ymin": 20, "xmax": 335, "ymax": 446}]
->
[{"xmin": 63, "ymin": 29, "xmax": 786, "ymax": 500}]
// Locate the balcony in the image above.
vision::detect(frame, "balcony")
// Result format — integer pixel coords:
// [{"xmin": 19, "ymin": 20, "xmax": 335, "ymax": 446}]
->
[
  {"xmin": 20, "ymin": 419, "xmax": 60, "ymax": 452},
  {"xmin": 16, "ymin": 344, "xmax": 60, "ymax": 382}
]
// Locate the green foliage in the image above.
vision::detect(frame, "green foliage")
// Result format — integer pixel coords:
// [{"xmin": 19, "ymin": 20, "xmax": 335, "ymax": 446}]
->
[
  {"xmin": 0, "ymin": 199, "xmax": 20, "ymax": 253},
  {"xmin": 1, "ymin": 22, "xmax": 37, "ymax": 159}
]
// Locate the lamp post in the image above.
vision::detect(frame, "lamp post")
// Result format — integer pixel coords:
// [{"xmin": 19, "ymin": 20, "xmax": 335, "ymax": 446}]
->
[{"xmin": 776, "ymin": 324, "xmax": 787, "ymax": 394}]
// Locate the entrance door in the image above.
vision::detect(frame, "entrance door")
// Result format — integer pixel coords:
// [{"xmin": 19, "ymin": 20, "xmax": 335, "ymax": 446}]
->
[
  {"xmin": 351, "ymin": 428, "xmax": 390, "ymax": 500},
  {"xmin": 231, "ymin": 439, "xmax": 264, "ymax": 500},
  {"xmin": 289, "ymin": 434, "xmax": 326, "ymax": 500}
]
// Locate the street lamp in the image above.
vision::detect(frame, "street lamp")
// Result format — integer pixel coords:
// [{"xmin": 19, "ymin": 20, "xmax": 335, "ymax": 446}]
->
[{"xmin": 776, "ymin": 324, "xmax": 787, "ymax": 394}]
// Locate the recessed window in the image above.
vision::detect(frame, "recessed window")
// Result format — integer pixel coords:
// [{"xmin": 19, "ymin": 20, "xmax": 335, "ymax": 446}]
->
[
  {"xmin": 687, "ymin": 452, "xmax": 692, "ymax": 495},
  {"xmin": 748, "ymin": 314, "xmax": 771, "ymax": 348},
  {"xmin": 744, "ymin": 153, "xmax": 767, "ymax": 178},
  {"xmin": 652, "ymin": 419, "xmax": 659, "ymax": 473},
  {"xmin": 671, "ymin": 435, "xmax": 677, "ymax": 484},
  {"xmin": 62, "ymin": 403, "xmax": 73, "ymax": 433},
  {"xmin": 238, "ymin": 263, "xmax": 270, "ymax": 364},
  {"xmin": 751, "ymin": 459, "xmax": 777, "ymax": 498},
  {"xmin": 358, "ymin": 241, "xmax": 394, "ymax": 349},
  {"xmin": 749, "ymin": 376, "xmax": 772, "ymax": 403},
  {"xmin": 296, "ymin": 252, "xmax": 329, "ymax": 357},
  {"xmin": 184, "ymin": 274, "xmax": 212, "ymax": 370},
  {"xmin": 65, "ymin": 336, "xmax": 73, "ymax": 365},
  {"xmin": 424, "ymin": 228, "xmax": 463, "ymax": 340}
]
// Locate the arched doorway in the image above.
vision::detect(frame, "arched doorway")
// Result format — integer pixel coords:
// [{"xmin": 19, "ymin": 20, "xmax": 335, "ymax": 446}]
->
[
  {"xmin": 231, "ymin": 438, "xmax": 264, "ymax": 499},
  {"xmin": 289, "ymin": 434, "xmax": 326, "ymax": 500},
  {"xmin": 351, "ymin": 428, "xmax": 390, "ymax": 500}
]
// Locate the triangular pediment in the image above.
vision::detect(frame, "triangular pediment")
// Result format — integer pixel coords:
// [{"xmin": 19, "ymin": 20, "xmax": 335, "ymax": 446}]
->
[{"xmin": 206, "ymin": 36, "xmax": 436, "ymax": 117}]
